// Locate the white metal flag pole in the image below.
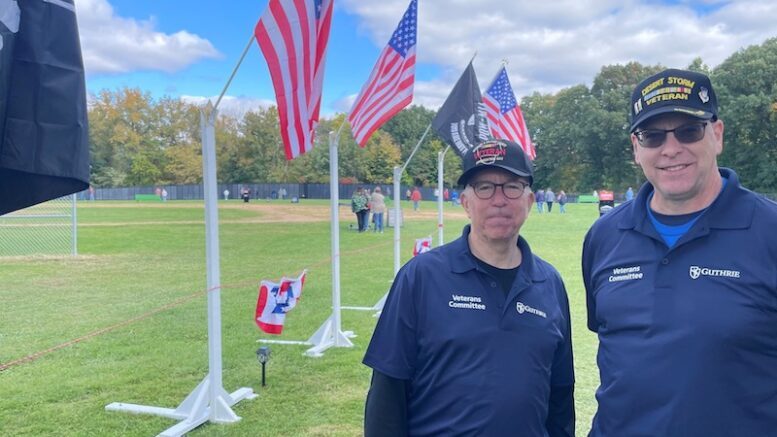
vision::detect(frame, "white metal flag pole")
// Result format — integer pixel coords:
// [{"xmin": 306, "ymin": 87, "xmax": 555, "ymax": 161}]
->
[
  {"xmin": 360, "ymin": 124, "xmax": 432, "ymax": 317},
  {"xmin": 301, "ymin": 128, "xmax": 356, "ymax": 357},
  {"xmin": 260, "ymin": 122, "xmax": 355, "ymax": 354},
  {"xmin": 393, "ymin": 165, "xmax": 402, "ymax": 277},
  {"xmin": 437, "ymin": 145, "xmax": 450, "ymax": 246},
  {"xmin": 106, "ymin": 36, "xmax": 257, "ymax": 437}
]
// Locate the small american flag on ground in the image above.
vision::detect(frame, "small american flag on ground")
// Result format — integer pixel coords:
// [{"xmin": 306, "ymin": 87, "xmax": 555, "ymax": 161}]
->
[
  {"xmin": 255, "ymin": 0, "xmax": 333, "ymax": 160},
  {"xmin": 483, "ymin": 66, "xmax": 536, "ymax": 159},
  {"xmin": 413, "ymin": 236, "xmax": 432, "ymax": 256},
  {"xmin": 348, "ymin": 0, "xmax": 417, "ymax": 147},
  {"xmin": 255, "ymin": 270, "xmax": 307, "ymax": 334}
]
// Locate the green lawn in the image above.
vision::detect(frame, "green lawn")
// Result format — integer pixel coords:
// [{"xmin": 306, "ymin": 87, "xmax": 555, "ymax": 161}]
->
[{"xmin": 0, "ymin": 200, "xmax": 602, "ymax": 436}]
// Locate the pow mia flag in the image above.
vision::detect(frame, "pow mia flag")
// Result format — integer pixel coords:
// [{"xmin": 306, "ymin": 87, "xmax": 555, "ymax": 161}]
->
[
  {"xmin": 432, "ymin": 61, "xmax": 489, "ymax": 158},
  {"xmin": 0, "ymin": 0, "xmax": 89, "ymax": 215}
]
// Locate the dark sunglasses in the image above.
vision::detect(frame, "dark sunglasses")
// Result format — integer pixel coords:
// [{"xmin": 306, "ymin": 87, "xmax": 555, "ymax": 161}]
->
[{"xmin": 634, "ymin": 121, "xmax": 709, "ymax": 148}]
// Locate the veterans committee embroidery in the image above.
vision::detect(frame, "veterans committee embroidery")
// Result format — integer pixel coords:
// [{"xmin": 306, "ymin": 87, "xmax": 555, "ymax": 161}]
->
[
  {"xmin": 608, "ymin": 265, "xmax": 643, "ymax": 282},
  {"xmin": 448, "ymin": 294, "xmax": 486, "ymax": 310}
]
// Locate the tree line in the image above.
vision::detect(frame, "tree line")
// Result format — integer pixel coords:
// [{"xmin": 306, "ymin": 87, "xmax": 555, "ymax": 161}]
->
[{"xmin": 89, "ymin": 37, "xmax": 777, "ymax": 193}]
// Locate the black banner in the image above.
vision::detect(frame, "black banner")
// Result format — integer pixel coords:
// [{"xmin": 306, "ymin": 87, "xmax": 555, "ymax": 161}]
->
[
  {"xmin": 0, "ymin": 0, "xmax": 89, "ymax": 215},
  {"xmin": 431, "ymin": 61, "xmax": 489, "ymax": 158}
]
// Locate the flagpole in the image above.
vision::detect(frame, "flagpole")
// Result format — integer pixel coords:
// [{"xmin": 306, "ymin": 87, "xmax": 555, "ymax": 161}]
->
[
  {"xmin": 214, "ymin": 34, "xmax": 257, "ymax": 111},
  {"xmin": 106, "ymin": 32, "xmax": 260, "ymax": 436},
  {"xmin": 395, "ymin": 124, "xmax": 431, "ymax": 273},
  {"xmin": 349, "ymin": 122, "xmax": 432, "ymax": 317},
  {"xmin": 437, "ymin": 145, "xmax": 450, "ymax": 246},
  {"xmin": 486, "ymin": 61, "xmax": 507, "ymax": 88}
]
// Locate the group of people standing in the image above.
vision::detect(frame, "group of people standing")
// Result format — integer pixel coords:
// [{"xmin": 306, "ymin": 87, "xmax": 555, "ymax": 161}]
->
[
  {"xmin": 535, "ymin": 188, "xmax": 567, "ymax": 213},
  {"xmin": 154, "ymin": 186, "xmax": 168, "ymax": 202},
  {"xmin": 351, "ymin": 186, "xmax": 386, "ymax": 233},
  {"xmin": 363, "ymin": 69, "xmax": 777, "ymax": 436}
]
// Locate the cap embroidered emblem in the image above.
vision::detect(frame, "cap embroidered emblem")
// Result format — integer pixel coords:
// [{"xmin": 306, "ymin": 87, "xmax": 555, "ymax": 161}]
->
[
  {"xmin": 698, "ymin": 87, "xmax": 710, "ymax": 103},
  {"xmin": 473, "ymin": 141, "xmax": 507, "ymax": 165}
]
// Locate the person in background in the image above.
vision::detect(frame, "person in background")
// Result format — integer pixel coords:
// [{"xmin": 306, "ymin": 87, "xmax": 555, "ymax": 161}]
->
[
  {"xmin": 545, "ymin": 187, "xmax": 555, "ymax": 213},
  {"xmin": 370, "ymin": 187, "xmax": 386, "ymax": 233},
  {"xmin": 557, "ymin": 190, "xmax": 567, "ymax": 214},
  {"xmin": 535, "ymin": 189, "xmax": 545, "ymax": 213},
  {"xmin": 450, "ymin": 189, "xmax": 459, "ymax": 206},
  {"xmin": 364, "ymin": 188, "xmax": 372, "ymax": 226},
  {"xmin": 583, "ymin": 68, "xmax": 777, "ymax": 436},
  {"xmin": 364, "ymin": 139, "xmax": 574, "ymax": 437},
  {"xmin": 625, "ymin": 186, "xmax": 634, "ymax": 202},
  {"xmin": 223, "ymin": 189, "xmax": 230, "ymax": 200},
  {"xmin": 410, "ymin": 187, "xmax": 422, "ymax": 211},
  {"xmin": 351, "ymin": 187, "xmax": 370, "ymax": 233}
]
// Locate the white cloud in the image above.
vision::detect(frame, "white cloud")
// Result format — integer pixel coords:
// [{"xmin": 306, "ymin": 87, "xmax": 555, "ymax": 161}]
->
[
  {"xmin": 75, "ymin": 0, "xmax": 220, "ymax": 75},
  {"xmin": 331, "ymin": 94, "xmax": 357, "ymax": 114},
  {"xmin": 340, "ymin": 0, "xmax": 777, "ymax": 106},
  {"xmin": 180, "ymin": 95, "xmax": 275, "ymax": 119}
]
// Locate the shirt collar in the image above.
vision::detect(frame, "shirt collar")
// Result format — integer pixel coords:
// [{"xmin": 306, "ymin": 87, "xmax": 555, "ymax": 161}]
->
[
  {"xmin": 448, "ymin": 224, "xmax": 545, "ymax": 283},
  {"xmin": 619, "ymin": 167, "xmax": 754, "ymax": 232}
]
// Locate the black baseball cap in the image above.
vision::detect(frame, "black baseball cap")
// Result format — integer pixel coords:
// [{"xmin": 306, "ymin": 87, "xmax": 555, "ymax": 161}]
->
[
  {"xmin": 457, "ymin": 139, "xmax": 533, "ymax": 187},
  {"xmin": 630, "ymin": 68, "xmax": 718, "ymax": 132}
]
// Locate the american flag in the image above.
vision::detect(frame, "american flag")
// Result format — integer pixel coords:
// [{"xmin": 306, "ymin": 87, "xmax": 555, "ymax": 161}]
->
[
  {"xmin": 483, "ymin": 66, "xmax": 536, "ymax": 159},
  {"xmin": 255, "ymin": 271, "xmax": 307, "ymax": 334},
  {"xmin": 348, "ymin": 0, "xmax": 417, "ymax": 147},
  {"xmin": 255, "ymin": 0, "xmax": 334, "ymax": 160}
]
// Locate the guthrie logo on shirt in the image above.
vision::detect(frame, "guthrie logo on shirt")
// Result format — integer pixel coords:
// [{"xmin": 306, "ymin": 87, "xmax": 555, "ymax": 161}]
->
[
  {"xmin": 689, "ymin": 265, "xmax": 741, "ymax": 280},
  {"xmin": 516, "ymin": 301, "xmax": 547, "ymax": 318}
]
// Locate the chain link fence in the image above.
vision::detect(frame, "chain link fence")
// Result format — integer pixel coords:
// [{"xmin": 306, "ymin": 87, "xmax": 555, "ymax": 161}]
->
[{"xmin": 0, "ymin": 195, "xmax": 77, "ymax": 257}]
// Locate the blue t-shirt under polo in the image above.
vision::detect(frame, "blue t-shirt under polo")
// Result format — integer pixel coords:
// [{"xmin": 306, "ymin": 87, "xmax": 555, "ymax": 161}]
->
[
  {"xmin": 364, "ymin": 225, "xmax": 574, "ymax": 436},
  {"xmin": 583, "ymin": 168, "xmax": 777, "ymax": 436}
]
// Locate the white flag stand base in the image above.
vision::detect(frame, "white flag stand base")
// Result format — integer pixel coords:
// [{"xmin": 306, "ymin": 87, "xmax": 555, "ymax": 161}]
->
[
  {"xmin": 342, "ymin": 284, "xmax": 390, "ymax": 316},
  {"xmin": 304, "ymin": 314, "xmax": 355, "ymax": 357},
  {"xmin": 341, "ymin": 290, "xmax": 385, "ymax": 313},
  {"xmin": 105, "ymin": 376, "xmax": 256, "ymax": 437},
  {"xmin": 258, "ymin": 314, "xmax": 355, "ymax": 358}
]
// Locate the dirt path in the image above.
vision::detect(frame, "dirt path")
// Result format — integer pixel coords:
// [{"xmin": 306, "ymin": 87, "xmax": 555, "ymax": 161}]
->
[{"xmin": 77, "ymin": 202, "xmax": 469, "ymax": 227}]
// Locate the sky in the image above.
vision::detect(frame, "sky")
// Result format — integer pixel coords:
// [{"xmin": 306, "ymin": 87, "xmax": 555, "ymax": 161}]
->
[{"xmin": 77, "ymin": 0, "xmax": 777, "ymax": 118}]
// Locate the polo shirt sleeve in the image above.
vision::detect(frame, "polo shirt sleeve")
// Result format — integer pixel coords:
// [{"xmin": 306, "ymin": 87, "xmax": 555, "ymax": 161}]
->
[
  {"xmin": 363, "ymin": 263, "xmax": 419, "ymax": 380},
  {"xmin": 547, "ymin": 274, "xmax": 575, "ymax": 437},
  {"xmin": 582, "ymin": 228, "xmax": 599, "ymax": 332}
]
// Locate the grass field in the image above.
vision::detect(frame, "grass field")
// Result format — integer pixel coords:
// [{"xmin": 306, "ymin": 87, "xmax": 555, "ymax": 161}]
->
[{"xmin": 0, "ymin": 199, "xmax": 602, "ymax": 436}]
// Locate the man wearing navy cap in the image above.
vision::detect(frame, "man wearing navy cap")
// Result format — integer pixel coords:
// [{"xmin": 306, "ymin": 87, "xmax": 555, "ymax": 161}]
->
[
  {"xmin": 364, "ymin": 139, "xmax": 574, "ymax": 436},
  {"xmin": 583, "ymin": 68, "xmax": 777, "ymax": 436}
]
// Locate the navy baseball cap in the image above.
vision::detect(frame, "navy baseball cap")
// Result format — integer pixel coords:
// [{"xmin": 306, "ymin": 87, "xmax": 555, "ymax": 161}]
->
[
  {"xmin": 630, "ymin": 68, "xmax": 718, "ymax": 132},
  {"xmin": 457, "ymin": 139, "xmax": 533, "ymax": 187}
]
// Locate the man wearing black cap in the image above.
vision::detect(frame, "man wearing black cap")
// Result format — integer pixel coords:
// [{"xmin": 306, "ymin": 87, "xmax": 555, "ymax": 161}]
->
[
  {"xmin": 363, "ymin": 139, "xmax": 574, "ymax": 436},
  {"xmin": 583, "ymin": 68, "xmax": 777, "ymax": 436}
]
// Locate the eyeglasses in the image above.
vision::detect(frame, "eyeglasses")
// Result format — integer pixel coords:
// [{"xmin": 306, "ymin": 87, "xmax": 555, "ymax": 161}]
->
[
  {"xmin": 634, "ymin": 121, "xmax": 709, "ymax": 148},
  {"xmin": 469, "ymin": 181, "xmax": 529, "ymax": 200}
]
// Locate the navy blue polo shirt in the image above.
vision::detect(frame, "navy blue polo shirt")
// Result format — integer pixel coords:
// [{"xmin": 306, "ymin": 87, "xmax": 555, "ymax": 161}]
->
[
  {"xmin": 364, "ymin": 225, "xmax": 574, "ymax": 436},
  {"xmin": 583, "ymin": 168, "xmax": 777, "ymax": 436}
]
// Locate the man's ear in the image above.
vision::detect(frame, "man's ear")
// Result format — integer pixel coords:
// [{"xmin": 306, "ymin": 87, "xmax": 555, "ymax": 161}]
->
[
  {"xmin": 712, "ymin": 119, "xmax": 725, "ymax": 156},
  {"xmin": 460, "ymin": 190, "xmax": 472, "ymax": 217},
  {"xmin": 631, "ymin": 133, "xmax": 641, "ymax": 166}
]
